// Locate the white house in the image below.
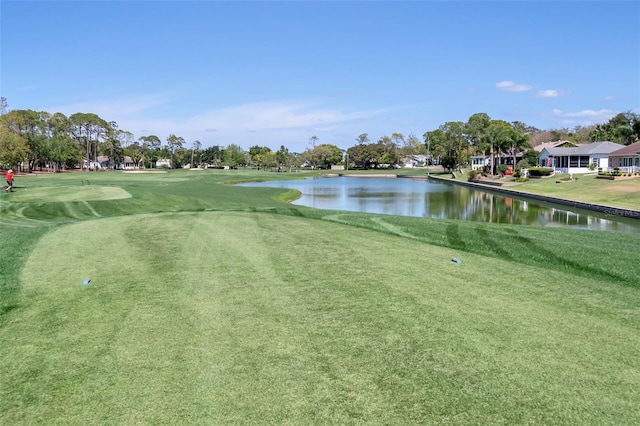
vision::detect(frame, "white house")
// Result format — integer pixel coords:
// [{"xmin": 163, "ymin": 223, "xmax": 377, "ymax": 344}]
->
[
  {"xmin": 471, "ymin": 156, "xmax": 489, "ymax": 170},
  {"xmin": 156, "ymin": 159, "xmax": 172, "ymax": 168},
  {"xmin": 96, "ymin": 155, "xmax": 142, "ymax": 170},
  {"xmin": 538, "ymin": 141, "xmax": 624, "ymax": 174}
]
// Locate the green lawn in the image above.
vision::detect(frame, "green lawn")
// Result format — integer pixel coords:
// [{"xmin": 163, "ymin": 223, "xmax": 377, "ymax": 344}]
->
[
  {"xmin": 1, "ymin": 170, "xmax": 639, "ymax": 424},
  {"xmin": 438, "ymin": 170, "xmax": 640, "ymax": 210}
]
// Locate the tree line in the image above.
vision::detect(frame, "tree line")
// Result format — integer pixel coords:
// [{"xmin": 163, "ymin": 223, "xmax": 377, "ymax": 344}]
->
[{"xmin": 1, "ymin": 96, "xmax": 638, "ymax": 172}]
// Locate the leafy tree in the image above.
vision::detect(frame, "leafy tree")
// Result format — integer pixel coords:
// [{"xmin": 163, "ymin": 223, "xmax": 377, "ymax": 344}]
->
[
  {"xmin": 402, "ymin": 133, "xmax": 425, "ymax": 158},
  {"xmin": 139, "ymin": 135, "xmax": 162, "ymax": 167},
  {"xmin": 1, "ymin": 109, "xmax": 45, "ymax": 171},
  {"xmin": 174, "ymin": 147, "xmax": 190, "ymax": 168},
  {"xmin": 69, "ymin": 112, "xmax": 110, "ymax": 170},
  {"xmin": 315, "ymin": 144, "xmax": 343, "ymax": 168},
  {"xmin": 47, "ymin": 135, "xmax": 82, "ymax": 171},
  {"xmin": 166, "ymin": 134, "xmax": 185, "ymax": 168},
  {"xmin": 201, "ymin": 145, "xmax": 224, "ymax": 166},
  {"xmin": 126, "ymin": 142, "xmax": 143, "ymax": 168},
  {"xmin": 507, "ymin": 129, "xmax": 531, "ymax": 169},
  {"xmin": 301, "ymin": 144, "xmax": 342, "ymax": 169},
  {"xmin": 424, "ymin": 122, "xmax": 468, "ymax": 170},
  {"xmin": 440, "ymin": 155, "xmax": 457, "ymax": 172},
  {"xmin": 423, "ymin": 129, "xmax": 446, "ymax": 165},
  {"xmin": 391, "ymin": 132, "xmax": 404, "ymax": 162},
  {"xmin": 346, "ymin": 142, "xmax": 388, "ymax": 169},
  {"xmin": 0, "ymin": 127, "xmax": 30, "ymax": 168},
  {"xmin": 588, "ymin": 111, "xmax": 640, "ymax": 145},
  {"xmin": 224, "ymin": 144, "xmax": 245, "ymax": 168},
  {"xmin": 523, "ymin": 150, "xmax": 539, "ymax": 167},
  {"xmin": 276, "ymin": 145, "xmax": 294, "ymax": 170},
  {"xmin": 483, "ymin": 120, "xmax": 513, "ymax": 174},
  {"xmin": 355, "ymin": 133, "xmax": 370, "ymax": 145},
  {"xmin": 102, "ymin": 123, "xmax": 124, "ymax": 169},
  {"xmin": 465, "ymin": 113, "xmax": 491, "ymax": 155},
  {"xmin": 191, "ymin": 140, "xmax": 202, "ymax": 167},
  {"xmin": 613, "ymin": 124, "xmax": 635, "ymax": 145}
]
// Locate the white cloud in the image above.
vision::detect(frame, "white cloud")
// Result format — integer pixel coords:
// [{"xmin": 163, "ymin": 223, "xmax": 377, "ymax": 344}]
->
[
  {"xmin": 602, "ymin": 95, "xmax": 615, "ymax": 102},
  {"xmin": 495, "ymin": 80, "xmax": 532, "ymax": 92},
  {"xmin": 536, "ymin": 89, "xmax": 560, "ymax": 98},
  {"xmin": 46, "ymin": 93, "xmax": 171, "ymax": 118},
  {"xmin": 187, "ymin": 101, "xmax": 381, "ymax": 131},
  {"xmin": 551, "ymin": 108, "xmax": 617, "ymax": 125},
  {"xmin": 47, "ymin": 95, "xmax": 386, "ymax": 151}
]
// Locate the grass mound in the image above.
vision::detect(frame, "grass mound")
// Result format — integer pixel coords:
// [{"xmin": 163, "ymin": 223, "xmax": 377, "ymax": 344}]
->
[{"xmin": 2, "ymin": 186, "xmax": 131, "ymax": 202}]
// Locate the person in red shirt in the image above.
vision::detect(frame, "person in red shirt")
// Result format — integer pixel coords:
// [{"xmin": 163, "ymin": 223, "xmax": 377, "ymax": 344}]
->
[{"xmin": 6, "ymin": 169, "xmax": 14, "ymax": 192}]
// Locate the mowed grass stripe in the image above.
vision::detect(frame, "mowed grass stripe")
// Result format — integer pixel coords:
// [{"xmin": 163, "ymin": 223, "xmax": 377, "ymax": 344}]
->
[{"xmin": 1, "ymin": 212, "xmax": 639, "ymax": 424}]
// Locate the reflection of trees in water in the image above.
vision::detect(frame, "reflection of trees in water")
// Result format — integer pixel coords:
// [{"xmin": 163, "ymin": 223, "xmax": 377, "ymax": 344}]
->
[
  {"xmin": 244, "ymin": 179, "xmax": 637, "ymax": 231},
  {"xmin": 428, "ymin": 188, "xmax": 573, "ymax": 226}
]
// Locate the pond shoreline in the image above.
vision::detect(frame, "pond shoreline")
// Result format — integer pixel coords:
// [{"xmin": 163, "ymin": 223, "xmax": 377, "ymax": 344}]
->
[{"xmin": 427, "ymin": 175, "xmax": 640, "ymax": 221}]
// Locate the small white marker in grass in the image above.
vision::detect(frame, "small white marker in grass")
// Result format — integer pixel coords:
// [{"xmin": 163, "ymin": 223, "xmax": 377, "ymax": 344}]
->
[{"xmin": 83, "ymin": 278, "xmax": 91, "ymax": 285}]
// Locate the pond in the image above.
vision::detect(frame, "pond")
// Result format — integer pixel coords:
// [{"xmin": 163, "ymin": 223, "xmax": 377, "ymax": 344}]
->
[{"xmin": 238, "ymin": 176, "xmax": 640, "ymax": 233}]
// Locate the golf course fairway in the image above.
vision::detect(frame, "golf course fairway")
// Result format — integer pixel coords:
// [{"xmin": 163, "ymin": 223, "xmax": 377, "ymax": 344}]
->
[{"xmin": 1, "ymin": 170, "xmax": 639, "ymax": 424}]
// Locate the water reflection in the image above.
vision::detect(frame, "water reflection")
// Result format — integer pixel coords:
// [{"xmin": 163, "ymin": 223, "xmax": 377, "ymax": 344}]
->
[{"xmin": 238, "ymin": 177, "xmax": 640, "ymax": 232}]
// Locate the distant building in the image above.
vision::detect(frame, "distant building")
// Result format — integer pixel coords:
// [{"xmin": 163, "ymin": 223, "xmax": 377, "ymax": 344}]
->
[
  {"xmin": 608, "ymin": 140, "xmax": 640, "ymax": 173},
  {"xmin": 538, "ymin": 141, "xmax": 624, "ymax": 173},
  {"xmin": 156, "ymin": 159, "xmax": 171, "ymax": 168},
  {"xmin": 471, "ymin": 156, "xmax": 489, "ymax": 170}
]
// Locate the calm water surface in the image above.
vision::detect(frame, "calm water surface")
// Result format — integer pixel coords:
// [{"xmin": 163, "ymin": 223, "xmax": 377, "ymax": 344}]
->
[{"xmin": 239, "ymin": 176, "xmax": 640, "ymax": 233}]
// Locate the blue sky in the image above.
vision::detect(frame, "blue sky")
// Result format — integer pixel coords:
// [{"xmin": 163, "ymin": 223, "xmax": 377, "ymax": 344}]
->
[{"xmin": 2, "ymin": 1, "xmax": 639, "ymax": 152}]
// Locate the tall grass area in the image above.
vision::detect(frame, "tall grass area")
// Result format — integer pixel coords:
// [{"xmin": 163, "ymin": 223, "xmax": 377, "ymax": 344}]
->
[{"xmin": 1, "ymin": 170, "xmax": 639, "ymax": 424}]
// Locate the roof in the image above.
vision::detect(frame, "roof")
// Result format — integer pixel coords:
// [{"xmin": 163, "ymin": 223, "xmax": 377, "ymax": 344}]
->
[
  {"xmin": 608, "ymin": 140, "xmax": 640, "ymax": 157},
  {"xmin": 533, "ymin": 140, "xmax": 576, "ymax": 152},
  {"xmin": 541, "ymin": 141, "xmax": 624, "ymax": 156}
]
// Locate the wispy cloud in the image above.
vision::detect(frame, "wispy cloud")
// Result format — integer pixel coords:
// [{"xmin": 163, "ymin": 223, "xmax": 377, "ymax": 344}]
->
[
  {"xmin": 47, "ymin": 95, "xmax": 386, "ymax": 150},
  {"xmin": 551, "ymin": 108, "xmax": 617, "ymax": 125},
  {"xmin": 602, "ymin": 95, "xmax": 615, "ymax": 102},
  {"xmin": 495, "ymin": 80, "xmax": 532, "ymax": 93},
  {"xmin": 46, "ymin": 93, "xmax": 172, "ymax": 118},
  {"xmin": 536, "ymin": 89, "xmax": 560, "ymax": 98},
  {"xmin": 188, "ymin": 101, "xmax": 383, "ymax": 131}
]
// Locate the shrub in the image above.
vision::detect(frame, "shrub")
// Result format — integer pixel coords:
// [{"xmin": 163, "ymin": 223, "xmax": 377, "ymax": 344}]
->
[
  {"xmin": 468, "ymin": 169, "xmax": 486, "ymax": 180},
  {"xmin": 528, "ymin": 167, "xmax": 555, "ymax": 177},
  {"xmin": 515, "ymin": 159, "xmax": 530, "ymax": 171}
]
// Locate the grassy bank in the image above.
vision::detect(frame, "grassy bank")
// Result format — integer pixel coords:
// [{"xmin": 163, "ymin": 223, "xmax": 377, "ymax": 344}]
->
[
  {"xmin": 1, "ymin": 170, "xmax": 639, "ymax": 424},
  {"xmin": 434, "ymin": 169, "xmax": 640, "ymax": 210}
]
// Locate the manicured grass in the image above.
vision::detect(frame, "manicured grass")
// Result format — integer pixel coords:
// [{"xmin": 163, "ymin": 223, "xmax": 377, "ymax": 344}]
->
[
  {"xmin": 1, "ymin": 170, "xmax": 639, "ymax": 424},
  {"xmin": 439, "ymin": 170, "xmax": 640, "ymax": 210},
  {"xmin": 515, "ymin": 173, "xmax": 640, "ymax": 210}
]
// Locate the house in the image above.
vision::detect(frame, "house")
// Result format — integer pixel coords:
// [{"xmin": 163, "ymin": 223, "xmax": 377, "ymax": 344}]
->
[
  {"xmin": 608, "ymin": 140, "xmax": 640, "ymax": 173},
  {"xmin": 156, "ymin": 159, "xmax": 172, "ymax": 168},
  {"xmin": 97, "ymin": 155, "xmax": 142, "ymax": 170},
  {"xmin": 82, "ymin": 159, "xmax": 103, "ymax": 170},
  {"xmin": 400, "ymin": 155, "xmax": 428, "ymax": 168},
  {"xmin": 471, "ymin": 156, "xmax": 489, "ymax": 170},
  {"xmin": 538, "ymin": 141, "xmax": 624, "ymax": 174}
]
